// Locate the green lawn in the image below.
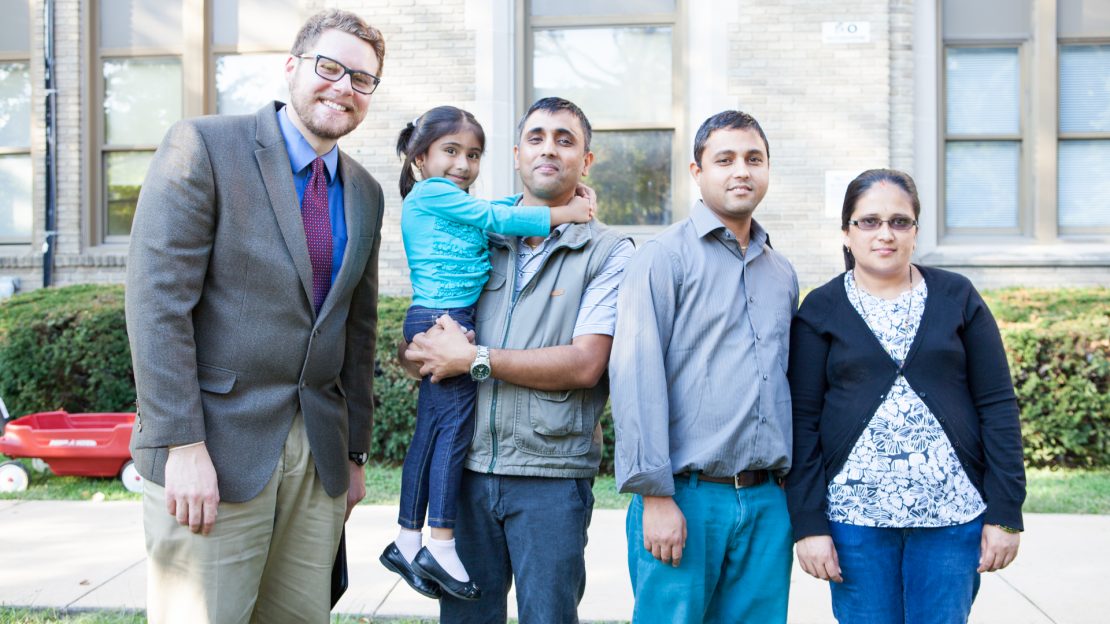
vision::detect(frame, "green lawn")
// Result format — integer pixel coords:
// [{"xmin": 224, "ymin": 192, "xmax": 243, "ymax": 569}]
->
[{"xmin": 3, "ymin": 456, "xmax": 1107, "ymax": 515}]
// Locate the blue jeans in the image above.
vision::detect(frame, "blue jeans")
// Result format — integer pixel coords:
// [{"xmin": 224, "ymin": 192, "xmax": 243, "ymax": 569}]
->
[
  {"xmin": 398, "ymin": 305, "xmax": 477, "ymax": 529},
  {"xmin": 828, "ymin": 517, "xmax": 983, "ymax": 624},
  {"xmin": 626, "ymin": 475, "xmax": 793, "ymax": 624},
  {"xmin": 440, "ymin": 471, "xmax": 595, "ymax": 624}
]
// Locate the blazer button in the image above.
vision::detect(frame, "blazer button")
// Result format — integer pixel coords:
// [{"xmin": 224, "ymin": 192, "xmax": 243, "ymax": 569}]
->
[{"xmin": 919, "ymin": 391, "xmax": 927, "ymax": 398}]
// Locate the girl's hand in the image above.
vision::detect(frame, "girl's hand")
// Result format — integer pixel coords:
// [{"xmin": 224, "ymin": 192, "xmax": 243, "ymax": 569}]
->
[
  {"xmin": 575, "ymin": 183, "xmax": 598, "ymax": 220},
  {"xmin": 796, "ymin": 535, "xmax": 843, "ymax": 582}
]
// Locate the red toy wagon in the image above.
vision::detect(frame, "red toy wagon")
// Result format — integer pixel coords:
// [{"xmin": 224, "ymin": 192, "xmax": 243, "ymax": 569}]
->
[{"xmin": 0, "ymin": 399, "xmax": 142, "ymax": 494}]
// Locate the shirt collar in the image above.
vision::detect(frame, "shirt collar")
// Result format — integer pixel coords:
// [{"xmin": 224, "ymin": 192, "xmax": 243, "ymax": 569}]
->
[
  {"xmin": 510, "ymin": 192, "xmax": 568, "ymax": 243},
  {"xmin": 689, "ymin": 199, "xmax": 770, "ymax": 249},
  {"xmin": 277, "ymin": 104, "xmax": 339, "ymax": 182}
]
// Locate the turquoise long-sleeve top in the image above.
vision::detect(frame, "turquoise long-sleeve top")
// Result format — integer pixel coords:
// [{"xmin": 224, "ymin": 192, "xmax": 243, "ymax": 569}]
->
[{"xmin": 402, "ymin": 177, "xmax": 551, "ymax": 308}]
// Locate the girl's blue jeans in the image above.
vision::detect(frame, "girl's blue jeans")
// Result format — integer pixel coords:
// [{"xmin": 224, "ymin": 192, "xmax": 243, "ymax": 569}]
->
[
  {"xmin": 398, "ymin": 304, "xmax": 477, "ymax": 530},
  {"xmin": 828, "ymin": 516, "xmax": 983, "ymax": 624}
]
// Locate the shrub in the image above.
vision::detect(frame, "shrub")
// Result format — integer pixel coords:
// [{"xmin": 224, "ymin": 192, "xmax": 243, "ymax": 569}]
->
[
  {"xmin": 369, "ymin": 296, "xmax": 419, "ymax": 462},
  {"xmin": 1, "ymin": 285, "xmax": 1107, "ymax": 472},
  {"xmin": 0, "ymin": 285, "xmax": 135, "ymax": 418},
  {"xmin": 986, "ymin": 288, "xmax": 1110, "ymax": 469}
]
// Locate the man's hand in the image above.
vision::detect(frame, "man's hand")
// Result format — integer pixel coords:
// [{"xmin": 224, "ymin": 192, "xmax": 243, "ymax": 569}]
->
[
  {"xmin": 399, "ymin": 319, "xmax": 477, "ymax": 382},
  {"xmin": 164, "ymin": 443, "xmax": 220, "ymax": 535},
  {"xmin": 978, "ymin": 524, "xmax": 1020, "ymax": 572},
  {"xmin": 346, "ymin": 460, "xmax": 366, "ymax": 522},
  {"xmin": 406, "ymin": 315, "xmax": 477, "ymax": 383},
  {"xmin": 642, "ymin": 495, "xmax": 687, "ymax": 567},
  {"xmin": 796, "ymin": 535, "xmax": 843, "ymax": 582}
]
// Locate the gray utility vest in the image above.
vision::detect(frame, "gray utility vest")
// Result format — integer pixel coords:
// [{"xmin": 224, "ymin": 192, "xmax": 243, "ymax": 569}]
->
[{"xmin": 466, "ymin": 221, "xmax": 631, "ymax": 478}]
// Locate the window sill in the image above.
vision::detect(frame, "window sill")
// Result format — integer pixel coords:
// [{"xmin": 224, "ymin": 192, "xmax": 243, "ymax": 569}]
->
[{"xmin": 919, "ymin": 241, "xmax": 1110, "ymax": 268}]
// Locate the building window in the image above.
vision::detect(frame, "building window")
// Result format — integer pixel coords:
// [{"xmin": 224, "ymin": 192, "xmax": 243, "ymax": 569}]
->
[
  {"xmin": 97, "ymin": 0, "xmax": 184, "ymax": 241},
  {"xmin": 943, "ymin": 46, "xmax": 1022, "ymax": 232},
  {"xmin": 0, "ymin": 0, "xmax": 32, "ymax": 244},
  {"xmin": 93, "ymin": 0, "xmax": 296, "ymax": 241},
  {"xmin": 939, "ymin": 0, "xmax": 1110, "ymax": 242},
  {"xmin": 526, "ymin": 0, "xmax": 679, "ymax": 226},
  {"xmin": 211, "ymin": 0, "xmax": 297, "ymax": 115},
  {"xmin": 1058, "ymin": 44, "xmax": 1110, "ymax": 232}
]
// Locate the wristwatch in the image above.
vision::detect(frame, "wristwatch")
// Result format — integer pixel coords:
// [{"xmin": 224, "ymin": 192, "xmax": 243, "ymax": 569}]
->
[
  {"xmin": 349, "ymin": 452, "xmax": 368, "ymax": 466},
  {"xmin": 470, "ymin": 345, "xmax": 492, "ymax": 381}
]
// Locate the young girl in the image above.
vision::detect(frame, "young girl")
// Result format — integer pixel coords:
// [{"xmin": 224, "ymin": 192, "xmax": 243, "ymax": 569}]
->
[{"xmin": 379, "ymin": 106, "xmax": 594, "ymax": 601}]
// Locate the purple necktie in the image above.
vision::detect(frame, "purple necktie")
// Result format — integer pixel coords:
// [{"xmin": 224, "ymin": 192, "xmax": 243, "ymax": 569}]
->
[{"xmin": 302, "ymin": 157, "xmax": 333, "ymax": 313}]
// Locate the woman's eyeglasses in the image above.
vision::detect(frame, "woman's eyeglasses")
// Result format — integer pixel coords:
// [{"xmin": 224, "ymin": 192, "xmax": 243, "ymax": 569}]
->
[{"xmin": 848, "ymin": 217, "xmax": 918, "ymax": 231}]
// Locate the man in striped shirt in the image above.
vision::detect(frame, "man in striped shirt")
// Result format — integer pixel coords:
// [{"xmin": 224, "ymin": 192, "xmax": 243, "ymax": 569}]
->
[
  {"xmin": 611, "ymin": 110, "xmax": 799, "ymax": 624},
  {"xmin": 406, "ymin": 97, "xmax": 634, "ymax": 623}
]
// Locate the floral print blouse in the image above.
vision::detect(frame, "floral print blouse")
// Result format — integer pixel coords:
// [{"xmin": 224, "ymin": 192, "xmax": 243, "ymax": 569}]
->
[{"xmin": 826, "ymin": 272, "xmax": 986, "ymax": 527}]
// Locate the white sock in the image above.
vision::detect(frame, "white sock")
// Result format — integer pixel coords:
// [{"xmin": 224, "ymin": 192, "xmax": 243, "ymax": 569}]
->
[
  {"xmin": 427, "ymin": 536, "xmax": 470, "ymax": 582},
  {"xmin": 395, "ymin": 528, "xmax": 423, "ymax": 563}
]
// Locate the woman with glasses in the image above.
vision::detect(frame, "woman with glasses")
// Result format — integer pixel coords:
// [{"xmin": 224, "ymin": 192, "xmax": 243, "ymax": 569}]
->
[{"xmin": 784, "ymin": 169, "xmax": 1026, "ymax": 624}]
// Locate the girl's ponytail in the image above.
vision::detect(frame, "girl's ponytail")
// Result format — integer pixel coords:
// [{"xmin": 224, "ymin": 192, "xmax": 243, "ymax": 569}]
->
[{"xmin": 396, "ymin": 119, "xmax": 420, "ymax": 198}]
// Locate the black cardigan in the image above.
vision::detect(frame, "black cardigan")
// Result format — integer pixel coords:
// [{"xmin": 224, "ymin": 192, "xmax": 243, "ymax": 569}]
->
[{"xmin": 784, "ymin": 265, "xmax": 1025, "ymax": 542}]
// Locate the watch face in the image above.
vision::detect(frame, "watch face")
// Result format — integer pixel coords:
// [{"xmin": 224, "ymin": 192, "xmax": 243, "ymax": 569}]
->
[{"xmin": 471, "ymin": 363, "xmax": 491, "ymax": 380}]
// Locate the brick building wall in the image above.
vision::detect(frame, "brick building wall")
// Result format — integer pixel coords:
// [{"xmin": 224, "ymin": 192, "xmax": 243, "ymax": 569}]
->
[
  {"xmin": 2, "ymin": 0, "xmax": 1106, "ymax": 297},
  {"xmin": 729, "ymin": 0, "xmax": 894, "ymax": 287}
]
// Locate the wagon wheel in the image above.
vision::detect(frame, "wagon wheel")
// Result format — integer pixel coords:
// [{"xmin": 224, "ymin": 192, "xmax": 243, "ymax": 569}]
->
[
  {"xmin": 120, "ymin": 460, "xmax": 144, "ymax": 493},
  {"xmin": 29, "ymin": 458, "xmax": 50, "ymax": 474},
  {"xmin": 0, "ymin": 460, "xmax": 30, "ymax": 493}
]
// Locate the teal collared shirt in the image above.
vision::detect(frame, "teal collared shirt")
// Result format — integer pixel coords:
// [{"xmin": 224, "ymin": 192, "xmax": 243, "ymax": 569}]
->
[{"xmin": 277, "ymin": 105, "xmax": 347, "ymax": 285}]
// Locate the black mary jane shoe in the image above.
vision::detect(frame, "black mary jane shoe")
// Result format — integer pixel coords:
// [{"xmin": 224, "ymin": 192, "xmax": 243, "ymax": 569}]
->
[
  {"xmin": 411, "ymin": 546, "xmax": 482, "ymax": 601},
  {"xmin": 380, "ymin": 543, "xmax": 443, "ymax": 599}
]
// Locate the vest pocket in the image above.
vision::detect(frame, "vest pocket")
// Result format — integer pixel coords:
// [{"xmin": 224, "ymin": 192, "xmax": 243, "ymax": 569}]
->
[{"xmin": 513, "ymin": 389, "xmax": 591, "ymax": 456}]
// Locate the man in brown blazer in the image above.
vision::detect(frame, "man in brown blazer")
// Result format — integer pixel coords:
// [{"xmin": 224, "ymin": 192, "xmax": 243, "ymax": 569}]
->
[{"xmin": 125, "ymin": 10, "xmax": 384, "ymax": 623}]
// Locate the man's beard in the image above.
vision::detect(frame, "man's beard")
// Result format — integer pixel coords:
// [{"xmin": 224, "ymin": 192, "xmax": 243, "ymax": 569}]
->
[{"xmin": 290, "ymin": 86, "xmax": 361, "ymax": 140}]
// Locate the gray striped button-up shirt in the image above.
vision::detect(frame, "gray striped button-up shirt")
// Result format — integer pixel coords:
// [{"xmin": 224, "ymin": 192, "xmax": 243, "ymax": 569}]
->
[{"xmin": 610, "ymin": 200, "xmax": 799, "ymax": 496}]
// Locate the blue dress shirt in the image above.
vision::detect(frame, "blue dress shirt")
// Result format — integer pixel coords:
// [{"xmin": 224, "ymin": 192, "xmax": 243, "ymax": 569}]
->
[{"xmin": 277, "ymin": 105, "xmax": 347, "ymax": 285}]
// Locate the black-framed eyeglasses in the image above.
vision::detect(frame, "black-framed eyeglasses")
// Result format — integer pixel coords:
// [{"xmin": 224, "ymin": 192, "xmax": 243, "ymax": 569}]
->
[
  {"xmin": 296, "ymin": 54, "xmax": 381, "ymax": 95},
  {"xmin": 849, "ymin": 216, "xmax": 918, "ymax": 232}
]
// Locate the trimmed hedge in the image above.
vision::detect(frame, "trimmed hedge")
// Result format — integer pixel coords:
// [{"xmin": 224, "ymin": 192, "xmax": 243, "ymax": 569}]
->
[
  {"xmin": 1, "ymin": 285, "xmax": 1107, "ymax": 471},
  {"xmin": 0, "ymin": 285, "xmax": 135, "ymax": 418},
  {"xmin": 984, "ymin": 289, "xmax": 1110, "ymax": 469}
]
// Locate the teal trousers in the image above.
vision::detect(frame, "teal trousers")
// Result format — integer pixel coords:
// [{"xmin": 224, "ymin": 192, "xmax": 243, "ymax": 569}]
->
[{"xmin": 626, "ymin": 475, "xmax": 793, "ymax": 624}]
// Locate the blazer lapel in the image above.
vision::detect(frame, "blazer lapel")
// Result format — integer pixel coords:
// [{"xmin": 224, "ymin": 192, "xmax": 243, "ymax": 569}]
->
[
  {"xmin": 254, "ymin": 104, "xmax": 315, "ymax": 311},
  {"xmin": 316, "ymin": 151, "xmax": 366, "ymax": 321}
]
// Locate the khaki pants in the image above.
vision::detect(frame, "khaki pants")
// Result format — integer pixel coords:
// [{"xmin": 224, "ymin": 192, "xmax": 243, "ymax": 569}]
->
[{"xmin": 143, "ymin": 414, "xmax": 345, "ymax": 624}]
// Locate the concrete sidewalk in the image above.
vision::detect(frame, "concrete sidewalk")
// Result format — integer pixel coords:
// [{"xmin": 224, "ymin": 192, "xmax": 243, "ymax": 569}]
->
[{"xmin": 0, "ymin": 500, "xmax": 1106, "ymax": 622}]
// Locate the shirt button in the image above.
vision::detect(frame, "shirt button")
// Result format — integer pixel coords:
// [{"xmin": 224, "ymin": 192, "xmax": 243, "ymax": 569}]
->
[
  {"xmin": 300, "ymin": 381, "xmax": 306, "ymax": 389},
  {"xmin": 761, "ymin": 417, "xmax": 767, "ymax": 424},
  {"xmin": 762, "ymin": 374, "xmax": 768, "ymax": 381},
  {"xmin": 749, "ymin": 296, "xmax": 755, "ymax": 303},
  {"xmin": 757, "ymin": 334, "xmax": 762, "ymax": 341}
]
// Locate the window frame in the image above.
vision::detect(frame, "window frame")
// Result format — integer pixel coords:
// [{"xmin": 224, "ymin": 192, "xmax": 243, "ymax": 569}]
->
[
  {"xmin": 939, "ymin": 42, "xmax": 1029, "ymax": 238},
  {"xmin": 518, "ymin": 0, "xmax": 688, "ymax": 232},
  {"xmin": 87, "ymin": 0, "xmax": 297, "ymax": 245},
  {"xmin": 934, "ymin": 0, "xmax": 1110, "ymax": 249},
  {"xmin": 0, "ymin": 50, "xmax": 33, "ymax": 245},
  {"xmin": 1056, "ymin": 39, "xmax": 1110, "ymax": 237},
  {"xmin": 89, "ymin": 1, "xmax": 189, "ymax": 245}
]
